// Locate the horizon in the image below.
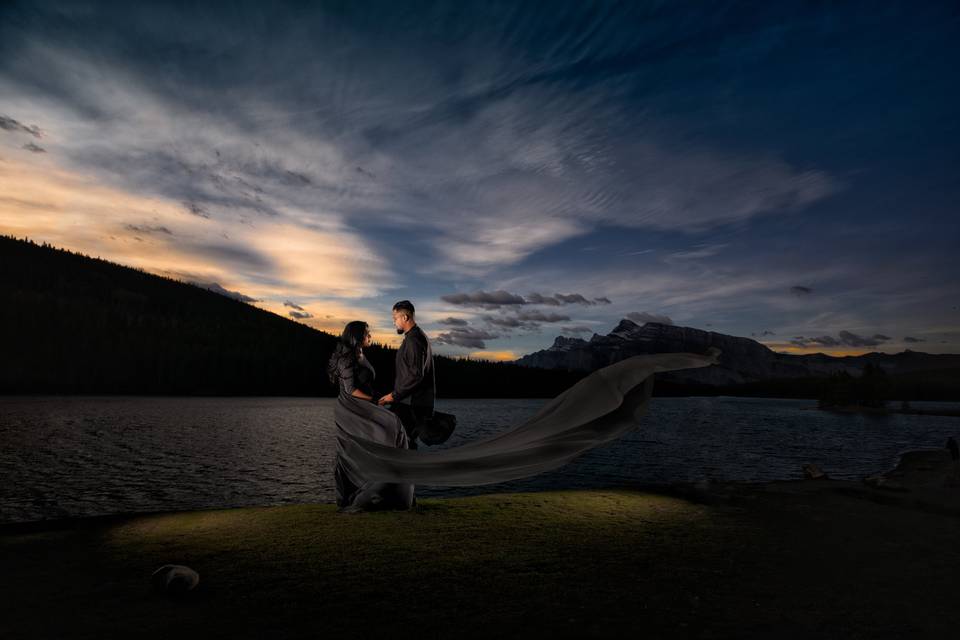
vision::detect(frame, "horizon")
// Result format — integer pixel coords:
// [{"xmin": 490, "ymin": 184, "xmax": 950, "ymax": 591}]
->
[{"xmin": 2, "ymin": 2, "xmax": 958, "ymax": 359}]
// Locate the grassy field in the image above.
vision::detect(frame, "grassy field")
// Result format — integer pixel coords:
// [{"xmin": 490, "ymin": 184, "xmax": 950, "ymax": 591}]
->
[{"xmin": 2, "ymin": 485, "xmax": 957, "ymax": 639}]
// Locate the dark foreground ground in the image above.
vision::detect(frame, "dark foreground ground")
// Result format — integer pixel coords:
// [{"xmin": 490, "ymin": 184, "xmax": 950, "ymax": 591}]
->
[{"xmin": 3, "ymin": 457, "xmax": 959, "ymax": 639}]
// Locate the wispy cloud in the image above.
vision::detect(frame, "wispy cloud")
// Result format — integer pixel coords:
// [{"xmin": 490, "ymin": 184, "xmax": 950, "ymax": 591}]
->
[
  {"xmin": 560, "ymin": 325, "xmax": 592, "ymax": 335},
  {"xmin": 442, "ymin": 290, "xmax": 611, "ymax": 309},
  {"xmin": 434, "ymin": 327, "xmax": 500, "ymax": 350},
  {"xmin": 0, "ymin": 114, "xmax": 42, "ymax": 138},
  {"xmin": 790, "ymin": 331, "xmax": 892, "ymax": 349},
  {"xmin": 663, "ymin": 243, "xmax": 730, "ymax": 264}
]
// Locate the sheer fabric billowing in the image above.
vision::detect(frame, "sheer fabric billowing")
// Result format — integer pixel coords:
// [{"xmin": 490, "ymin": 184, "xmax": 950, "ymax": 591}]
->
[{"xmin": 336, "ymin": 349, "xmax": 721, "ymax": 487}]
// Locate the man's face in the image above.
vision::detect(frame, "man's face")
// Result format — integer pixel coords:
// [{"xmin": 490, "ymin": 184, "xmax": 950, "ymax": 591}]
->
[{"xmin": 392, "ymin": 311, "xmax": 405, "ymax": 334}]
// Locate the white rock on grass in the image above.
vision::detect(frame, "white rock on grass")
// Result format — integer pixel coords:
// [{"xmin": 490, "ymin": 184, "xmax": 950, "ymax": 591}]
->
[{"xmin": 151, "ymin": 564, "xmax": 200, "ymax": 595}]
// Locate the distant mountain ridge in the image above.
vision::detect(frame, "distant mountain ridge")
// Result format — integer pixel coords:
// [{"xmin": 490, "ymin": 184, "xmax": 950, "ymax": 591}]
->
[{"xmin": 516, "ymin": 319, "xmax": 960, "ymax": 386}]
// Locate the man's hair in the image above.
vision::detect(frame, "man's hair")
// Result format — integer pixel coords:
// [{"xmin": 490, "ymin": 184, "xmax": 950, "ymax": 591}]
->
[{"xmin": 392, "ymin": 300, "xmax": 415, "ymax": 318}]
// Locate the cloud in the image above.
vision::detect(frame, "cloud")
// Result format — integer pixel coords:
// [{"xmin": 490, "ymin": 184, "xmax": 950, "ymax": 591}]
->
[
  {"xmin": 288, "ymin": 310, "xmax": 313, "ymax": 319},
  {"xmin": 441, "ymin": 290, "xmax": 527, "ymax": 308},
  {"xmin": 839, "ymin": 331, "xmax": 890, "ymax": 347},
  {"xmin": 186, "ymin": 241, "xmax": 276, "ymax": 274},
  {"xmin": 524, "ymin": 292, "xmax": 609, "ymax": 306},
  {"xmin": 124, "ymin": 223, "xmax": 173, "ymax": 236},
  {"xmin": 22, "ymin": 142, "xmax": 46, "ymax": 153},
  {"xmin": 790, "ymin": 335, "xmax": 839, "ymax": 348},
  {"xmin": 484, "ymin": 315, "xmax": 525, "ymax": 328},
  {"xmin": 183, "ymin": 202, "xmax": 211, "ymax": 219},
  {"xmin": 0, "ymin": 114, "xmax": 42, "ymax": 138},
  {"xmin": 626, "ymin": 311, "xmax": 673, "ymax": 325},
  {"xmin": 790, "ymin": 331, "xmax": 891, "ymax": 349},
  {"xmin": 482, "ymin": 309, "xmax": 572, "ymax": 334},
  {"xmin": 903, "ymin": 336, "xmax": 925, "ymax": 343},
  {"xmin": 515, "ymin": 310, "xmax": 570, "ymax": 322},
  {"xmin": 664, "ymin": 243, "xmax": 729, "ymax": 263},
  {"xmin": 560, "ymin": 325, "xmax": 592, "ymax": 334},
  {"xmin": 751, "ymin": 330, "xmax": 775, "ymax": 337},
  {"xmin": 0, "ymin": 4, "xmax": 842, "ymax": 279},
  {"xmin": 433, "ymin": 327, "xmax": 500, "ymax": 349},
  {"xmin": 522, "ymin": 293, "xmax": 562, "ymax": 306},
  {"xmin": 790, "ymin": 286, "xmax": 813, "ymax": 295},
  {"xmin": 438, "ymin": 316, "xmax": 469, "ymax": 326},
  {"xmin": 442, "ymin": 290, "xmax": 609, "ymax": 311},
  {"xmin": 284, "ymin": 300, "xmax": 305, "ymax": 311}
]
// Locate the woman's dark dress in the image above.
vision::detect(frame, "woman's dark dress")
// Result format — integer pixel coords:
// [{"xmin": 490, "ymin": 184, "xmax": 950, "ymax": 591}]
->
[{"xmin": 333, "ymin": 353, "xmax": 415, "ymax": 510}]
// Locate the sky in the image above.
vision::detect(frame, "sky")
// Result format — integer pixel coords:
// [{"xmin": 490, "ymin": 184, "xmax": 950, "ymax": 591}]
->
[{"xmin": 1, "ymin": 1, "xmax": 958, "ymax": 360}]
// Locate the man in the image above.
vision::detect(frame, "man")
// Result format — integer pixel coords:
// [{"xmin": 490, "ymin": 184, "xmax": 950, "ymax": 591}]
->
[{"xmin": 378, "ymin": 300, "xmax": 435, "ymax": 450}]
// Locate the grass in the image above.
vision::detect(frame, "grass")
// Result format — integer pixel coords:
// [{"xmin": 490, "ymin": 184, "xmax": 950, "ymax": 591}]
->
[{"xmin": 2, "ymin": 486, "xmax": 958, "ymax": 639}]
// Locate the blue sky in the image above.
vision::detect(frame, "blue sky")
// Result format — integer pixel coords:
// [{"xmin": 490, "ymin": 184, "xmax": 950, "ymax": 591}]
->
[{"xmin": 1, "ymin": 1, "xmax": 958, "ymax": 358}]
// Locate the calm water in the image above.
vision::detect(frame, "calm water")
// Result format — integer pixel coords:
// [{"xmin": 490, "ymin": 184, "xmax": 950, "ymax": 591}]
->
[{"xmin": 1, "ymin": 396, "xmax": 958, "ymax": 525}]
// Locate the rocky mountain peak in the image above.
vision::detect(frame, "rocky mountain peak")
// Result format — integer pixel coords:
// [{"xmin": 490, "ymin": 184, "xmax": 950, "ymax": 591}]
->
[
  {"xmin": 549, "ymin": 335, "xmax": 588, "ymax": 351},
  {"xmin": 609, "ymin": 318, "xmax": 642, "ymax": 337}
]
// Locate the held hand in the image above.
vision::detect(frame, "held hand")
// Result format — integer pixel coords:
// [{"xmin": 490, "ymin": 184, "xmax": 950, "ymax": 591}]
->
[{"xmin": 377, "ymin": 393, "xmax": 394, "ymax": 406}]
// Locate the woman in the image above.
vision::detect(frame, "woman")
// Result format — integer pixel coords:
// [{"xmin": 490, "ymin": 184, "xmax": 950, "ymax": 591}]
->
[{"xmin": 328, "ymin": 321, "xmax": 415, "ymax": 512}]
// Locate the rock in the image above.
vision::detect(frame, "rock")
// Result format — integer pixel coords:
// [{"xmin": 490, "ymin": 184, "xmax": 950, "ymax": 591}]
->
[
  {"xmin": 802, "ymin": 463, "xmax": 827, "ymax": 480},
  {"xmin": 151, "ymin": 564, "xmax": 200, "ymax": 595}
]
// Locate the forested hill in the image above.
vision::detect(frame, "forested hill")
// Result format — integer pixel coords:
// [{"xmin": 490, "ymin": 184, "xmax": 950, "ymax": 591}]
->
[{"xmin": 0, "ymin": 236, "xmax": 583, "ymax": 397}]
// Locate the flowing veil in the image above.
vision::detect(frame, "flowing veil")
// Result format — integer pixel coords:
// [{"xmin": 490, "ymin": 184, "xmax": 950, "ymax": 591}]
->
[{"xmin": 336, "ymin": 348, "xmax": 722, "ymax": 487}]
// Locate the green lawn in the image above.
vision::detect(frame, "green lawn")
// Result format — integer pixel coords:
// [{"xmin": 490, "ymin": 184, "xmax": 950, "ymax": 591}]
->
[{"xmin": 2, "ymin": 486, "xmax": 957, "ymax": 639}]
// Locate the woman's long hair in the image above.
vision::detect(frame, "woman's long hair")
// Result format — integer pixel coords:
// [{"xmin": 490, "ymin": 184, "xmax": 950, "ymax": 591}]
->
[{"xmin": 327, "ymin": 321, "xmax": 369, "ymax": 385}]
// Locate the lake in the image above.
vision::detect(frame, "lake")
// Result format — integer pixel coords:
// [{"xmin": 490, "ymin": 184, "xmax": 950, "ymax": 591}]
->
[{"xmin": 2, "ymin": 395, "xmax": 958, "ymax": 524}]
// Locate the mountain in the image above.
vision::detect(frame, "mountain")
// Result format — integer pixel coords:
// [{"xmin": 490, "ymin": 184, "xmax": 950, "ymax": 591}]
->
[
  {"xmin": 517, "ymin": 319, "xmax": 960, "ymax": 388},
  {"xmin": 0, "ymin": 235, "xmax": 583, "ymax": 397}
]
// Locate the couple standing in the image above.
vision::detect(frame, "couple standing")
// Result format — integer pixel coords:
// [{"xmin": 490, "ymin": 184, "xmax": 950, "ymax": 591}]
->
[
  {"xmin": 327, "ymin": 300, "xmax": 725, "ymax": 514},
  {"xmin": 327, "ymin": 300, "xmax": 436, "ymax": 512}
]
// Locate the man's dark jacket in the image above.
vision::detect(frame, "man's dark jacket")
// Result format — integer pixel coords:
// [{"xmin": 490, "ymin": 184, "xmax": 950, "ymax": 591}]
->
[
  {"xmin": 391, "ymin": 324, "xmax": 436, "ymax": 446},
  {"xmin": 393, "ymin": 324, "xmax": 435, "ymax": 410}
]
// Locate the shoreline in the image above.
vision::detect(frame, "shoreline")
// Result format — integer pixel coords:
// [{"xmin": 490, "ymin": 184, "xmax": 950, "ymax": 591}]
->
[
  {"xmin": 3, "ymin": 475, "xmax": 959, "ymax": 537},
  {"xmin": 5, "ymin": 445, "xmax": 960, "ymax": 533}
]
